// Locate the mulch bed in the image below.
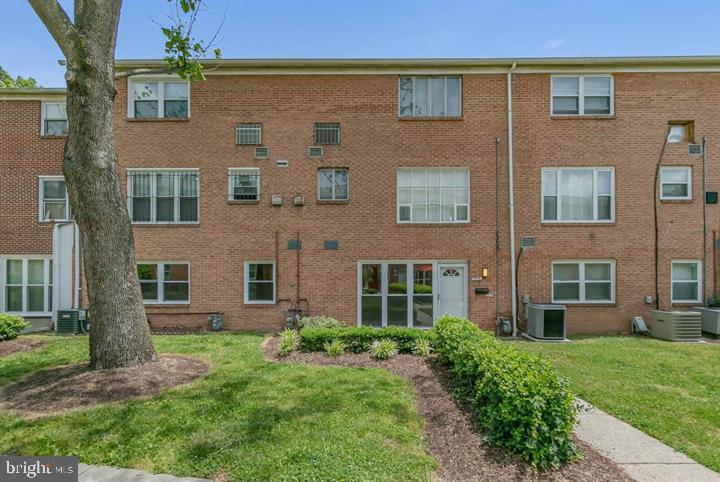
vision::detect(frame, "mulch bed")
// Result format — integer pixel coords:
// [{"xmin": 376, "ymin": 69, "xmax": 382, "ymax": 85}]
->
[
  {"xmin": 263, "ymin": 337, "xmax": 631, "ymax": 482},
  {"xmin": 0, "ymin": 355, "xmax": 209, "ymax": 419},
  {"xmin": 0, "ymin": 338, "xmax": 47, "ymax": 357}
]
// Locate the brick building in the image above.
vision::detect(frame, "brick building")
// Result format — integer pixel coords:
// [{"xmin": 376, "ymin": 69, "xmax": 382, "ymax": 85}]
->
[{"xmin": 1, "ymin": 56, "xmax": 719, "ymax": 334}]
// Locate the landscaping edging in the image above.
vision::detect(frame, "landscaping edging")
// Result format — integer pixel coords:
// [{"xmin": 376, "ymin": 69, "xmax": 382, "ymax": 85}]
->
[{"xmin": 262, "ymin": 337, "xmax": 631, "ymax": 481}]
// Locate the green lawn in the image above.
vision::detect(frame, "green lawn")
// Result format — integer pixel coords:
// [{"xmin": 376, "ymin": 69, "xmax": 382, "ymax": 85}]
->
[
  {"xmin": 0, "ymin": 334, "xmax": 435, "ymax": 481},
  {"xmin": 517, "ymin": 336, "xmax": 720, "ymax": 472}
]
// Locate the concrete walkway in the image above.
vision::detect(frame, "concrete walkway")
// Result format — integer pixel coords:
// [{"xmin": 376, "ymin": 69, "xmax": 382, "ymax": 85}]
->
[
  {"xmin": 574, "ymin": 400, "xmax": 720, "ymax": 482},
  {"xmin": 78, "ymin": 464, "xmax": 210, "ymax": 482}
]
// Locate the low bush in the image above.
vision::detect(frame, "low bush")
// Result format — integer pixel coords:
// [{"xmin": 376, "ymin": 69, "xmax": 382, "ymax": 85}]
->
[
  {"xmin": 298, "ymin": 316, "xmax": 345, "ymax": 329},
  {"xmin": 0, "ymin": 313, "xmax": 29, "ymax": 341},
  {"xmin": 434, "ymin": 315, "xmax": 577, "ymax": 469},
  {"xmin": 278, "ymin": 329, "xmax": 300, "ymax": 356},
  {"xmin": 300, "ymin": 326, "xmax": 431, "ymax": 354},
  {"xmin": 411, "ymin": 338, "xmax": 432, "ymax": 357},
  {"xmin": 369, "ymin": 339, "xmax": 398, "ymax": 360},
  {"xmin": 324, "ymin": 339, "xmax": 346, "ymax": 357}
]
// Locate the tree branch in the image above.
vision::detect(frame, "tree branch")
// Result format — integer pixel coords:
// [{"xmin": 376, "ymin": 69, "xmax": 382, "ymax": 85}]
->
[{"xmin": 27, "ymin": 0, "xmax": 76, "ymax": 59}]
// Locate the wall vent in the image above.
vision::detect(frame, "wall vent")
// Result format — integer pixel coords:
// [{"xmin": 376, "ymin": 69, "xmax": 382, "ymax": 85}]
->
[
  {"xmin": 293, "ymin": 195, "xmax": 305, "ymax": 206},
  {"xmin": 276, "ymin": 159, "xmax": 288, "ymax": 168},
  {"xmin": 271, "ymin": 195, "xmax": 283, "ymax": 206},
  {"xmin": 520, "ymin": 236, "xmax": 536, "ymax": 248},
  {"xmin": 254, "ymin": 146, "xmax": 269, "ymax": 159},
  {"xmin": 308, "ymin": 146, "xmax": 324, "ymax": 158},
  {"xmin": 687, "ymin": 144, "xmax": 703, "ymax": 156}
]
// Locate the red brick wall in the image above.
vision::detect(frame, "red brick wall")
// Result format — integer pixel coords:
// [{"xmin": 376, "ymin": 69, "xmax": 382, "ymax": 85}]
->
[{"xmin": 2, "ymin": 69, "xmax": 719, "ymax": 334}]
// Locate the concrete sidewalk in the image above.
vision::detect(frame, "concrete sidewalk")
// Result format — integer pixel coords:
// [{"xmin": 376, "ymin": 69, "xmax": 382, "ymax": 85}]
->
[
  {"xmin": 78, "ymin": 463, "xmax": 210, "ymax": 482},
  {"xmin": 574, "ymin": 400, "xmax": 720, "ymax": 482}
]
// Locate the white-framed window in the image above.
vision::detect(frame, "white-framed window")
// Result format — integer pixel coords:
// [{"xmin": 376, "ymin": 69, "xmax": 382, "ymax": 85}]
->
[
  {"xmin": 671, "ymin": 260, "xmax": 701, "ymax": 303},
  {"xmin": 236, "ymin": 124, "xmax": 262, "ymax": 145},
  {"xmin": 137, "ymin": 262, "xmax": 189, "ymax": 304},
  {"xmin": 542, "ymin": 167, "xmax": 614, "ymax": 223},
  {"xmin": 244, "ymin": 261, "xmax": 275, "ymax": 304},
  {"xmin": 397, "ymin": 168, "xmax": 469, "ymax": 223},
  {"xmin": 318, "ymin": 168, "xmax": 349, "ymax": 201},
  {"xmin": 551, "ymin": 75, "xmax": 613, "ymax": 116},
  {"xmin": 660, "ymin": 167, "xmax": 692, "ymax": 200},
  {"xmin": 552, "ymin": 261, "xmax": 615, "ymax": 303},
  {"xmin": 314, "ymin": 123, "xmax": 341, "ymax": 145},
  {"xmin": 39, "ymin": 176, "xmax": 71, "ymax": 221},
  {"xmin": 1, "ymin": 257, "xmax": 53, "ymax": 315},
  {"xmin": 127, "ymin": 169, "xmax": 199, "ymax": 224},
  {"xmin": 128, "ymin": 79, "xmax": 189, "ymax": 119},
  {"xmin": 228, "ymin": 168, "xmax": 260, "ymax": 201},
  {"xmin": 358, "ymin": 261, "xmax": 437, "ymax": 328},
  {"xmin": 41, "ymin": 101, "xmax": 68, "ymax": 136},
  {"xmin": 399, "ymin": 76, "xmax": 462, "ymax": 117}
]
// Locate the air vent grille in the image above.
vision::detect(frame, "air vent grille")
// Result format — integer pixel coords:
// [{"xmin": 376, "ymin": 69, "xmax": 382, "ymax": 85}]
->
[
  {"xmin": 308, "ymin": 146, "xmax": 324, "ymax": 158},
  {"xmin": 254, "ymin": 146, "xmax": 269, "ymax": 159},
  {"xmin": 688, "ymin": 144, "xmax": 703, "ymax": 156},
  {"xmin": 520, "ymin": 236, "xmax": 536, "ymax": 248},
  {"xmin": 276, "ymin": 159, "xmax": 288, "ymax": 168}
]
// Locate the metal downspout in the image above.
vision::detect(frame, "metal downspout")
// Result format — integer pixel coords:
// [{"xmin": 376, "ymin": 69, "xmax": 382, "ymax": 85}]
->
[{"xmin": 508, "ymin": 62, "xmax": 518, "ymax": 337}]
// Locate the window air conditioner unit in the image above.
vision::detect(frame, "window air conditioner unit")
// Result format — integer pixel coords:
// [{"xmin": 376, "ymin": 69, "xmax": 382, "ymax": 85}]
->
[
  {"xmin": 308, "ymin": 146, "xmax": 324, "ymax": 158},
  {"xmin": 650, "ymin": 310, "xmax": 701, "ymax": 341},
  {"xmin": 525, "ymin": 303, "xmax": 566, "ymax": 340}
]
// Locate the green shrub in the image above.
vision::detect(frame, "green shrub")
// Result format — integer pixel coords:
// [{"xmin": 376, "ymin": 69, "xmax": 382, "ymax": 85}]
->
[
  {"xmin": 0, "ymin": 313, "xmax": 29, "ymax": 341},
  {"xmin": 300, "ymin": 326, "xmax": 431, "ymax": 354},
  {"xmin": 278, "ymin": 329, "xmax": 300, "ymax": 356},
  {"xmin": 434, "ymin": 315, "xmax": 577, "ymax": 469},
  {"xmin": 411, "ymin": 338, "xmax": 432, "ymax": 357},
  {"xmin": 298, "ymin": 316, "xmax": 345, "ymax": 329},
  {"xmin": 324, "ymin": 339, "xmax": 346, "ymax": 357},
  {"xmin": 369, "ymin": 339, "xmax": 398, "ymax": 360}
]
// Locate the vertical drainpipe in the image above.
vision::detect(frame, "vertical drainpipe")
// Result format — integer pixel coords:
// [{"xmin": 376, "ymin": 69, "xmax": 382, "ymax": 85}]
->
[{"xmin": 507, "ymin": 62, "xmax": 518, "ymax": 337}]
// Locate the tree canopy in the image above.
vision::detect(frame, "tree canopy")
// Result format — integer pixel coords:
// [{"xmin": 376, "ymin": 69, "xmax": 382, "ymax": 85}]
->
[{"xmin": 0, "ymin": 66, "xmax": 39, "ymax": 88}]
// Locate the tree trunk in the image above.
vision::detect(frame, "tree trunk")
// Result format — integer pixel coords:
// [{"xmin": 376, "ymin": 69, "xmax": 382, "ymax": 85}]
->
[{"xmin": 47, "ymin": 0, "xmax": 157, "ymax": 369}]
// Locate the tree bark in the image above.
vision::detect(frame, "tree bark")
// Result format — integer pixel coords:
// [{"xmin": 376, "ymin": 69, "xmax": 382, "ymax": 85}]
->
[{"xmin": 29, "ymin": 0, "xmax": 157, "ymax": 369}]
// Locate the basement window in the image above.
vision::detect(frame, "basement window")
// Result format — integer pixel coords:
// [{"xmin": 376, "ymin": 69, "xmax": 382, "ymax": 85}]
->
[
  {"xmin": 244, "ymin": 261, "xmax": 275, "ymax": 304},
  {"xmin": 552, "ymin": 261, "xmax": 614, "ymax": 303},
  {"xmin": 137, "ymin": 262, "xmax": 190, "ymax": 303}
]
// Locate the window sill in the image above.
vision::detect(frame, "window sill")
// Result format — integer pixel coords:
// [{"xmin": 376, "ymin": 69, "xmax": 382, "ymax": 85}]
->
[
  {"xmin": 553, "ymin": 302, "xmax": 616, "ymax": 307},
  {"xmin": 541, "ymin": 221, "xmax": 615, "ymax": 226},
  {"xmin": 551, "ymin": 115, "xmax": 616, "ymax": 120},
  {"xmin": 397, "ymin": 221, "xmax": 470, "ymax": 226},
  {"xmin": 227, "ymin": 199, "xmax": 261, "ymax": 205},
  {"xmin": 317, "ymin": 199, "xmax": 350, "ymax": 205},
  {"xmin": 39, "ymin": 219, "xmax": 72, "ymax": 224},
  {"xmin": 398, "ymin": 116, "xmax": 464, "ymax": 122},
  {"xmin": 244, "ymin": 302, "xmax": 276, "ymax": 306},
  {"xmin": 132, "ymin": 223, "xmax": 200, "ymax": 227},
  {"xmin": 126, "ymin": 117, "xmax": 190, "ymax": 122},
  {"xmin": 143, "ymin": 302, "xmax": 190, "ymax": 307},
  {"xmin": 660, "ymin": 198, "xmax": 693, "ymax": 203},
  {"xmin": 40, "ymin": 135, "xmax": 67, "ymax": 139}
]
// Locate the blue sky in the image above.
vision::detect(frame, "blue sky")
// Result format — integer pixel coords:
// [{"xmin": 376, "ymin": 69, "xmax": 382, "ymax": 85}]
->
[{"xmin": 1, "ymin": 0, "xmax": 719, "ymax": 87}]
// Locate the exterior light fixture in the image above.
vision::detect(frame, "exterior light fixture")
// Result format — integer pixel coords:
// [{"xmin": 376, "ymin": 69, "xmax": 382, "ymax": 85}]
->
[{"xmin": 481, "ymin": 267, "xmax": 489, "ymax": 279}]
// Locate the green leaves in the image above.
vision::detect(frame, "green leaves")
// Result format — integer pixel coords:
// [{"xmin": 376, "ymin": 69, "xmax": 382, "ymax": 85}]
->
[
  {"xmin": 0, "ymin": 66, "xmax": 39, "ymax": 88},
  {"xmin": 434, "ymin": 316, "xmax": 578, "ymax": 468},
  {"xmin": 299, "ymin": 326, "xmax": 431, "ymax": 354},
  {"xmin": 0, "ymin": 314, "xmax": 30, "ymax": 341},
  {"xmin": 278, "ymin": 329, "xmax": 300, "ymax": 356}
]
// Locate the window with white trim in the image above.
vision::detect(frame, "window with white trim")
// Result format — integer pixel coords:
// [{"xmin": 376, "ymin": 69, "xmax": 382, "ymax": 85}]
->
[
  {"xmin": 551, "ymin": 75, "xmax": 613, "ymax": 115},
  {"xmin": 314, "ymin": 123, "xmax": 341, "ymax": 145},
  {"xmin": 39, "ymin": 176, "xmax": 71, "ymax": 221},
  {"xmin": 244, "ymin": 261, "xmax": 275, "ymax": 304},
  {"xmin": 542, "ymin": 168, "xmax": 614, "ymax": 222},
  {"xmin": 41, "ymin": 101, "xmax": 68, "ymax": 136},
  {"xmin": 552, "ymin": 261, "xmax": 614, "ymax": 303},
  {"xmin": 137, "ymin": 262, "xmax": 189, "ymax": 303},
  {"xmin": 671, "ymin": 261, "xmax": 701, "ymax": 303},
  {"xmin": 228, "ymin": 168, "xmax": 260, "ymax": 201},
  {"xmin": 399, "ymin": 76, "xmax": 461, "ymax": 117},
  {"xmin": 128, "ymin": 80, "xmax": 189, "ymax": 118},
  {"xmin": 236, "ymin": 124, "xmax": 262, "ymax": 145},
  {"xmin": 2, "ymin": 257, "xmax": 53, "ymax": 315},
  {"xmin": 359, "ymin": 262, "xmax": 435, "ymax": 328},
  {"xmin": 127, "ymin": 170, "xmax": 199, "ymax": 224},
  {"xmin": 660, "ymin": 167, "xmax": 692, "ymax": 200},
  {"xmin": 318, "ymin": 168, "xmax": 348, "ymax": 201},
  {"xmin": 397, "ymin": 168, "xmax": 469, "ymax": 223}
]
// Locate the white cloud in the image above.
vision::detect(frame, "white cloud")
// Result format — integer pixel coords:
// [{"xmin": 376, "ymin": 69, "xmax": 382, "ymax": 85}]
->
[{"xmin": 541, "ymin": 36, "xmax": 567, "ymax": 50}]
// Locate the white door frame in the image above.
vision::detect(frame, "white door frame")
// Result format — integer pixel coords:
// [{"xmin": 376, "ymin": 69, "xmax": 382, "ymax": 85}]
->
[{"xmin": 437, "ymin": 262, "xmax": 469, "ymax": 319}]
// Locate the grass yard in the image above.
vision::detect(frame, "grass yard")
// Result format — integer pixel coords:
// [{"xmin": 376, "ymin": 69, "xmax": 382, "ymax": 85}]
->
[
  {"xmin": 0, "ymin": 334, "xmax": 435, "ymax": 481},
  {"xmin": 517, "ymin": 336, "xmax": 720, "ymax": 472}
]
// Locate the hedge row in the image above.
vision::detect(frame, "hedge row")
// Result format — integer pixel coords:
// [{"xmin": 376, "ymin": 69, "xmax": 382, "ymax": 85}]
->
[
  {"xmin": 434, "ymin": 315, "xmax": 577, "ymax": 469},
  {"xmin": 299, "ymin": 326, "xmax": 431, "ymax": 353}
]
